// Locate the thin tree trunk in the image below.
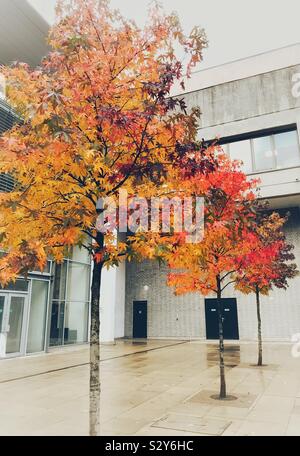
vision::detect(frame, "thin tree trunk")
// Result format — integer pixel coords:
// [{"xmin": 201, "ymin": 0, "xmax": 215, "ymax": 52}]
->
[
  {"xmin": 89, "ymin": 232, "xmax": 104, "ymax": 437},
  {"xmin": 216, "ymin": 274, "xmax": 226, "ymax": 399},
  {"xmin": 256, "ymin": 285, "xmax": 263, "ymax": 367}
]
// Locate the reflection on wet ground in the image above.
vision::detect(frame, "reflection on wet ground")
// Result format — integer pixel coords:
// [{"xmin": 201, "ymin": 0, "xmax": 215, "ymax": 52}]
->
[
  {"xmin": 0, "ymin": 340, "xmax": 299, "ymax": 436},
  {"xmin": 129, "ymin": 341, "xmax": 147, "ymax": 346},
  {"xmin": 206, "ymin": 343, "xmax": 241, "ymax": 367}
]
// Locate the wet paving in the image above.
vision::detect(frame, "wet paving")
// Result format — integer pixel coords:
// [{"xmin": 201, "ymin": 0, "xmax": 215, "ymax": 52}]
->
[{"xmin": 0, "ymin": 340, "xmax": 299, "ymax": 435}]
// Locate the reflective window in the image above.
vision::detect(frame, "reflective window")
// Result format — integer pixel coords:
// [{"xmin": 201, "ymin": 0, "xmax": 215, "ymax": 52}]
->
[
  {"xmin": 50, "ymin": 255, "xmax": 91, "ymax": 348},
  {"xmin": 52, "ymin": 262, "xmax": 67, "ymax": 301},
  {"xmin": 71, "ymin": 246, "xmax": 90, "ymax": 264},
  {"xmin": 32, "ymin": 261, "xmax": 52, "ymax": 275},
  {"xmin": 274, "ymin": 131, "xmax": 300, "ymax": 169},
  {"xmin": 27, "ymin": 280, "xmax": 49, "ymax": 353},
  {"xmin": 0, "ymin": 296, "xmax": 4, "ymax": 332},
  {"xmin": 0, "ymin": 279, "xmax": 29, "ymax": 292},
  {"xmin": 6, "ymin": 296, "xmax": 24, "ymax": 354},
  {"xmin": 50, "ymin": 301, "xmax": 65, "ymax": 346},
  {"xmin": 226, "ymin": 129, "xmax": 300, "ymax": 174},
  {"xmin": 253, "ymin": 136, "xmax": 274, "ymax": 171},
  {"xmin": 229, "ymin": 139, "xmax": 252, "ymax": 174},
  {"xmin": 67, "ymin": 262, "xmax": 90, "ymax": 303},
  {"xmin": 64, "ymin": 301, "xmax": 89, "ymax": 345}
]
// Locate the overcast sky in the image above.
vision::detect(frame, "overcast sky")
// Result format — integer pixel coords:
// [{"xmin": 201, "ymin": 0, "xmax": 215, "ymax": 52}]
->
[{"xmin": 28, "ymin": 0, "xmax": 300, "ymax": 69}]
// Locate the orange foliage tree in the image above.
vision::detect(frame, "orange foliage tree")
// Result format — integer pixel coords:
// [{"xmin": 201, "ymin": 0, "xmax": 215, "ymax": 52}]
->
[{"xmin": 0, "ymin": 0, "xmax": 208, "ymax": 435}]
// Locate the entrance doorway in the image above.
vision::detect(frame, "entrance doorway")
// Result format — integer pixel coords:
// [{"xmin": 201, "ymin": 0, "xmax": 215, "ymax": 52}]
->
[
  {"xmin": 133, "ymin": 301, "xmax": 147, "ymax": 339},
  {"xmin": 205, "ymin": 298, "xmax": 239, "ymax": 340},
  {"xmin": 0, "ymin": 293, "xmax": 28, "ymax": 357}
]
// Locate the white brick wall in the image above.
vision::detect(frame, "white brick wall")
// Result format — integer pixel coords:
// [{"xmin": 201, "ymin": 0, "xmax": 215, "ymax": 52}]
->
[{"xmin": 125, "ymin": 208, "xmax": 300, "ymax": 341}]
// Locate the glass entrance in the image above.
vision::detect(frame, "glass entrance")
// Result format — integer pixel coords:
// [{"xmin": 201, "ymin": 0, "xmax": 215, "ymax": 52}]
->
[{"xmin": 0, "ymin": 293, "xmax": 28, "ymax": 357}]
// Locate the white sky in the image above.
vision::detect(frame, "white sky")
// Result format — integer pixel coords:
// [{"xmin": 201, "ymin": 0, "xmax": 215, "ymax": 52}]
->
[{"xmin": 28, "ymin": 0, "xmax": 300, "ymax": 69}]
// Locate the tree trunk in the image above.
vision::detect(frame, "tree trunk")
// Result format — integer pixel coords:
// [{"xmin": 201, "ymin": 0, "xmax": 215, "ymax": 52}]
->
[
  {"xmin": 89, "ymin": 232, "xmax": 104, "ymax": 437},
  {"xmin": 256, "ymin": 285, "xmax": 263, "ymax": 367},
  {"xmin": 216, "ymin": 275, "xmax": 226, "ymax": 399}
]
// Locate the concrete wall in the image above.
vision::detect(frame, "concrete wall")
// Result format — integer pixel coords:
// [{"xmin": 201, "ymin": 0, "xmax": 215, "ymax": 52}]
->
[
  {"xmin": 124, "ymin": 62, "xmax": 300, "ymax": 342},
  {"xmin": 184, "ymin": 64, "xmax": 300, "ymax": 133},
  {"xmin": 125, "ymin": 208, "xmax": 300, "ymax": 341},
  {"xmin": 98, "ymin": 231, "xmax": 126, "ymax": 343},
  {"xmin": 100, "ymin": 267, "xmax": 117, "ymax": 343},
  {"xmin": 123, "ymin": 55, "xmax": 300, "ymax": 342},
  {"xmin": 183, "ymin": 64, "xmax": 300, "ymax": 201},
  {"xmin": 171, "ymin": 43, "xmax": 300, "ymax": 97},
  {"xmin": 100, "ymin": 262, "xmax": 126, "ymax": 343}
]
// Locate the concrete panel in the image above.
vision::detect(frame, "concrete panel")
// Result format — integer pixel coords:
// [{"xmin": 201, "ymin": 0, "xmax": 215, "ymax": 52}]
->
[{"xmin": 183, "ymin": 65, "xmax": 300, "ymax": 130}]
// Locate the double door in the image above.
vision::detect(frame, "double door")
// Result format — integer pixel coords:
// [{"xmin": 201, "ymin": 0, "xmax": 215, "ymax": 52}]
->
[
  {"xmin": 0, "ymin": 293, "xmax": 28, "ymax": 357},
  {"xmin": 205, "ymin": 298, "xmax": 239, "ymax": 340}
]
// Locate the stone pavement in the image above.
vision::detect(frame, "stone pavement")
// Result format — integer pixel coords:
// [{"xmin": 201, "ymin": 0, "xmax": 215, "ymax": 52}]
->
[{"xmin": 0, "ymin": 340, "xmax": 299, "ymax": 436}]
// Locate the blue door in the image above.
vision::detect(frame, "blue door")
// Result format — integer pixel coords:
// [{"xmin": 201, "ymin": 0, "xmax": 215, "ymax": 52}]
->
[{"xmin": 133, "ymin": 301, "xmax": 147, "ymax": 339}]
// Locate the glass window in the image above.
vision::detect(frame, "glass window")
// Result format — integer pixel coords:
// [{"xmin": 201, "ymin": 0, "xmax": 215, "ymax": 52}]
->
[
  {"xmin": 0, "ymin": 296, "xmax": 5, "ymax": 332},
  {"xmin": 50, "ymin": 258, "xmax": 91, "ymax": 347},
  {"xmin": 64, "ymin": 301, "xmax": 89, "ymax": 345},
  {"xmin": 253, "ymin": 136, "xmax": 275, "ymax": 171},
  {"xmin": 229, "ymin": 139, "xmax": 253, "ymax": 173},
  {"xmin": 66, "ymin": 262, "xmax": 90, "ymax": 303},
  {"xmin": 52, "ymin": 262, "xmax": 67, "ymax": 301},
  {"xmin": 27, "ymin": 280, "xmax": 49, "ymax": 353},
  {"xmin": 274, "ymin": 131, "xmax": 300, "ymax": 169},
  {"xmin": 6, "ymin": 296, "xmax": 24, "ymax": 354},
  {"xmin": 50, "ymin": 301, "xmax": 65, "ymax": 346},
  {"xmin": 72, "ymin": 246, "xmax": 90, "ymax": 264},
  {"xmin": 32, "ymin": 261, "xmax": 52, "ymax": 275},
  {"xmin": 0, "ymin": 279, "xmax": 29, "ymax": 292}
]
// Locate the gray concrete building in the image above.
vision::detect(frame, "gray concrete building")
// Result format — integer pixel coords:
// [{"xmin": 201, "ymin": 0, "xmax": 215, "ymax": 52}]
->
[{"xmin": 124, "ymin": 44, "xmax": 300, "ymax": 342}]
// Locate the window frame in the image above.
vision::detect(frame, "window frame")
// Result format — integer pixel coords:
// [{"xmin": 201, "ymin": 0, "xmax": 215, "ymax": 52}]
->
[
  {"xmin": 222, "ymin": 125, "xmax": 300, "ymax": 175},
  {"xmin": 50, "ymin": 256, "xmax": 91, "ymax": 348}
]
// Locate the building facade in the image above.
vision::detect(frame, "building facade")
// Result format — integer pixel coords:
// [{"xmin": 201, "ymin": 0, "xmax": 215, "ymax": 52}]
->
[
  {"xmin": 1, "ymin": 1, "xmax": 300, "ymax": 358},
  {"xmin": 123, "ymin": 44, "xmax": 300, "ymax": 342},
  {"xmin": 0, "ymin": 1, "xmax": 93, "ymax": 358}
]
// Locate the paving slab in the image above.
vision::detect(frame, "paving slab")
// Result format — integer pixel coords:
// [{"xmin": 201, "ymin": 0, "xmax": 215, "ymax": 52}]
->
[{"xmin": 0, "ymin": 340, "xmax": 299, "ymax": 436}]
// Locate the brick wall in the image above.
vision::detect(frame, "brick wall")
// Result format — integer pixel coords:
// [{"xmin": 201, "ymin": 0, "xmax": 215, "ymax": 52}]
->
[{"xmin": 125, "ymin": 208, "xmax": 300, "ymax": 341}]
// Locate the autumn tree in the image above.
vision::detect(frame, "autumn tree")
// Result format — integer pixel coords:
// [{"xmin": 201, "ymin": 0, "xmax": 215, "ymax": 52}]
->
[
  {"xmin": 235, "ymin": 211, "xmax": 299, "ymax": 366},
  {"xmin": 165, "ymin": 151, "xmax": 260, "ymax": 399},
  {"xmin": 0, "ymin": 0, "xmax": 208, "ymax": 436}
]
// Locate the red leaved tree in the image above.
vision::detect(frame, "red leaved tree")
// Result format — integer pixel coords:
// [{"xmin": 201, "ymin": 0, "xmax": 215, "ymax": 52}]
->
[
  {"xmin": 235, "ymin": 211, "xmax": 299, "ymax": 366},
  {"xmin": 165, "ymin": 151, "xmax": 260, "ymax": 399}
]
